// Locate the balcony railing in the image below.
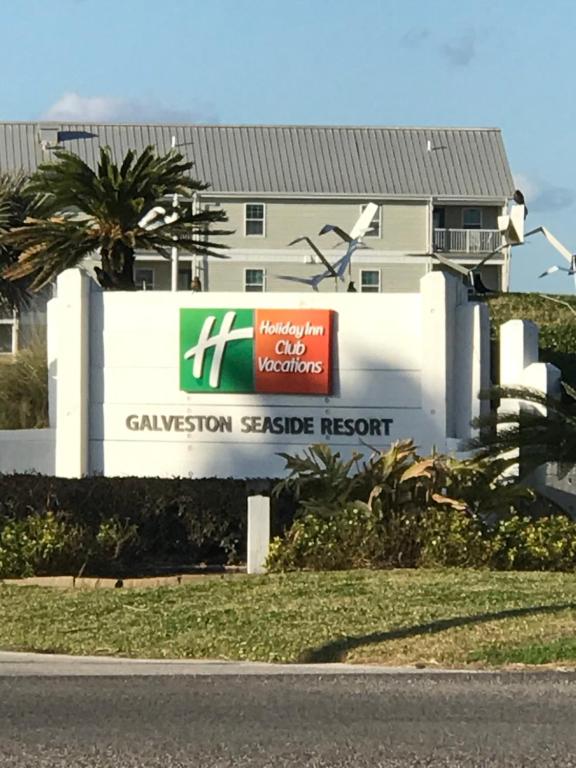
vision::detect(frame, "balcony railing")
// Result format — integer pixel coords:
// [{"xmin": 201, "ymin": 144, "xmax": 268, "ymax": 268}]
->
[{"xmin": 433, "ymin": 229, "xmax": 502, "ymax": 254}]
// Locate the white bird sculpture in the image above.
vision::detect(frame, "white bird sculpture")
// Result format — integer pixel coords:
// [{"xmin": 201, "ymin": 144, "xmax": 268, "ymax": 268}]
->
[
  {"xmin": 287, "ymin": 236, "xmax": 338, "ymax": 278},
  {"xmin": 498, "ymin": 190, "xmax": 528, "ymax": 245},
  {"xmin": 525, "ymin": 226, "xmax": 574, "ymax": 263},
  {"xmin": 538, "ymin": 259, "xmax": 576, "ymax": 283},
  {"xmin": 278, "ymin": 203, "xmax": 379, "ymax": 290},
  {"xmin": 319, "ymin": 202, "xmax": 379, "ymax": 243},
  {"xmin": 529, "ymin": 227, "xmax": 576, "ymax": 287},
  {"xmin": 138, "ymin": 205, "xmax": 180, "ymax": 231}
]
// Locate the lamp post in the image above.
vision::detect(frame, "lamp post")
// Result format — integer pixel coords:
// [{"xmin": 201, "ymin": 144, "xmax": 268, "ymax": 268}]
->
[{"xmin": 170, "ymin": 135, "xmax": 179, "ymax": 292}]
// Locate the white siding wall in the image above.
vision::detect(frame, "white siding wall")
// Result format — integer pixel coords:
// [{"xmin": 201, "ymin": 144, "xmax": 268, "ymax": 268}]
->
[{"xmin": 209, "ymin": 199, "xmax": 429, "ymax": 251}]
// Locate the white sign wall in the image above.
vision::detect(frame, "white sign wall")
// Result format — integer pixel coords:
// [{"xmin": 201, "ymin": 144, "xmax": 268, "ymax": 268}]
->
[{"xmin": 47, "ymin": 269, "xmax": 489, "ymax": 479}]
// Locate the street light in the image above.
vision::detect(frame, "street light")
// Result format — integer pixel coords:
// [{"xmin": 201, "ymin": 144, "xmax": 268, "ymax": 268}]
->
[{"xmin": 170, "ymin": 136, "xmax": 179, "ymax": 292}]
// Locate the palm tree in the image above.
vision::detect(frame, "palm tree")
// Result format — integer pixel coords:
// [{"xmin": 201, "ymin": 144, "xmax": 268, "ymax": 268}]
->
[
  {"xmin": 0, "ymin": 172, "xmax": 35, "ymax": 310},
  {"xmin": 0, "ymin": 145, "xmax": 231, "ymax": 291},
  {"xmin": 468, "ymin": 383, "xmax": 576, "ymax": 478}
]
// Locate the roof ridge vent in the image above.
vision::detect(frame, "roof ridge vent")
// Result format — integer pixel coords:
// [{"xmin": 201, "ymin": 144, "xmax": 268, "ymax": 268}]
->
[{"xmin": 38, "ymin": 124, "xmax": 60, "ymax": 150}]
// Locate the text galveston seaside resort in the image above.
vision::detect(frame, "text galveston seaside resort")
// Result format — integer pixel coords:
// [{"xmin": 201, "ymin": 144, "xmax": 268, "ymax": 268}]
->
[{"xmin": 125, "ymin": 413, "xmax": 394, "ymax": 436}]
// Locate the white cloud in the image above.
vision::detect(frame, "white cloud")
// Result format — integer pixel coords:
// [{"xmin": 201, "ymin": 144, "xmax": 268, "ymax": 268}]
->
[
  {"xmin": 41, "ymin": 92, "xmax": 217, "ymax": 123},
  {"xmin": 401, "ymin": 27, "xmax": 430, "ymax": 48},
  {"xmin": 441, "ymin": 31, "xmax": 477, "ymax": 67},
  {"xmin": 513, "ymin": 173, "xmax": 539, "ymax": 202},
  {"xmin": 514, "ymin": 172, "xmax": 575, "ymax": 213}
]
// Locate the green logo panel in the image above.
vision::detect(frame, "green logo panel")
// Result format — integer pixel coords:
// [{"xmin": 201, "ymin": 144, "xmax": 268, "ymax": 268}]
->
[{"xmin": 180, "ymin": 309, "xmax": 255, "ymax": 393}]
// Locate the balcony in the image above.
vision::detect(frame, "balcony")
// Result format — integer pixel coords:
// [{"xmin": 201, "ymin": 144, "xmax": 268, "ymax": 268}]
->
[{"xmin": 433, "ymin": 229, "xmax": 502, "ymax": 254}]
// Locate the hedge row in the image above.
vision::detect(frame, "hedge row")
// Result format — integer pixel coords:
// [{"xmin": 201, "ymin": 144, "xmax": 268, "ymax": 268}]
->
[
  {"xmin": 267, "ymin": 506, "xmax": 576, "ymax": 573},
  {"xmin": 485, "ymin": 293, "xmax": 576, "ymax": 387},
  {"xmin": 0, "ymin": 475, "xmax": 292, "ymax": 578}
]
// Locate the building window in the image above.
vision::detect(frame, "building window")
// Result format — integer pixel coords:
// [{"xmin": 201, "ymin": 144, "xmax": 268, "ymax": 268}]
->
[
  {"xmin": 135, "ymin": 268, "xmax": 155, "ymax": 290},
  {"xmin": 361, "ymin": 204, "xmax": 381, "ymax": 238},
  {"xmin": 360, "ymin": 269, "xmax": 380, "ymax": 293},
  {"xmin": 178, "ymin": 264, "xmax": 192, "ymax": 290},
  {"xmin": 0, "ymin": 309, "xmax": 16, "ymax": 354},
  {"xmin": 245, "ymin": 203, "xmax": 265, "ymax": 236},
  {"xmin": 244, "ymin": 268, "xmax": 265, "ymax": 292},
  {"xmin": 433, "ymin": 207, "xmax": 446, "ymax": 229},
  {"xmin": 462, "ymin": 208, "xmax": 482, "ymax": 230}
]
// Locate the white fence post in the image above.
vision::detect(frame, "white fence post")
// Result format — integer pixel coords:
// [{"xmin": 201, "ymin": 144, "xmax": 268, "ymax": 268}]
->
[
  {"xmin": 453, "ymin": 300, "xmax": 490, "ymax": 445},
  {"xmin": 54, "ymin": 269, "xmax": 90, "ymax": 478},
  {"xmin": 247, "ymin": 495, "xmax": 270, "ymax": 574},
  {"xmin": 500, "ymin": 319, "xmax": 539, "ymax": 389},
  {"xmin": 420, "ymin": 271, "xmax": 468, "ymax": 451},
  {"xmin": 498, "ymin": 320, "xmax": 560, "ymax": 478}
]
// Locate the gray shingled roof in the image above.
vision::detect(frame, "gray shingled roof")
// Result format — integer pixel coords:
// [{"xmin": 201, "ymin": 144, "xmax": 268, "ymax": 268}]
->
[{"xmin": 0, "ymin": 122, "xmax": 514, "ymax": 199}]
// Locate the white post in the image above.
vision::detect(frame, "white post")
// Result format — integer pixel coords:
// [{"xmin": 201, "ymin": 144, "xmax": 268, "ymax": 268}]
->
[
  {"xmin": 54, "ymin": 269, "xmax": 90, "ymax": 477},
  {"xmin": 192, "ymin": 191, "xmax": 199, "ymax": 280},
  {"xmin": 170, "ymin": 136, "xmax": 180, "ymax": 292},
  {"xmin": 453, "ymin": 300, "xmax": 490, "ymax": 443},
  {"xmin": 420, "ymin": 271, "xmax": 465, "ymax": 451},
  {"xmin": 170, "ymin": 239, "xmax": 179, "ymax": 292},
  {"xmin": 12, "ymin": 309, "xmax": 19, "ymax": 353},
  {"xmin": 247, "ymin": 495, "xmax": 270, "ymax": 575},
  {"xmin": 499, "ymin": 319, "xmax": 539, "ymax": 388},
  {"xmin": 498, "ymin": 320, "xmax": 559, "ymax": 479}
]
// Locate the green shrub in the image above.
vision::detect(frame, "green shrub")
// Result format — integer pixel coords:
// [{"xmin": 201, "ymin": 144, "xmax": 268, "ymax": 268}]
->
[
  {"xmin": 0, "ymin": 512, "xmax": 88, "ymax": 578},
  {"xmin": 267, "ymin": 505, "xmax": 576, "ymax": 573},
  {"xmin": 491, "ymin": 515, "xmax": 576, "ymax": 571},
  {"xmin": 267, "ymin": 503, "xmax": 384, "ymax": 572},
  {"xmin": 268, "ymin": 441, "xmax": 576, "ymax": 573},
  {"xmin": 418, "ymin": 509, "xmax": 491, "ymax": 568}
]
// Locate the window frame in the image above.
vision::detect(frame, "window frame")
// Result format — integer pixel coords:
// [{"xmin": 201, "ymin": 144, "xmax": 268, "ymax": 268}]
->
[
  {"xmin": 360, "ymin": 269, "xmax": 381, "ymax": 293},
  {"xmin": 0, "ymin": 310, "xmax": 17, "ymax": 355},
  {"xmin": 244, "ymin": 202, "xmax": 266, "ymax": 237},
  {"xmin": 360, "ymin": 204, "xmax": 381, "ymax": 238},
  {"xmin": 244, "ymin": 267, "xmax": 266, "ymax": 292},
  {"xmin": 134, "ymin": 267, "xmax": 156, "ymax": 290},
  {"xmin": 462, "ymin": 207, "xmax": 482, "ymax": 230},
  {"xmin": 178, "ymin": 264, "xmax": 193, "ymax": 291}
]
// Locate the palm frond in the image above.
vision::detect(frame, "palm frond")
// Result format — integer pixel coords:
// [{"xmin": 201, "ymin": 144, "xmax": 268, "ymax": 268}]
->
[
  {"xmin": 469, "ymin": 384, "xmax": 576, "ymax": 475},
  {"xmin": 0, "ymin": 145, "xmax": 230, "ymax": 290}
]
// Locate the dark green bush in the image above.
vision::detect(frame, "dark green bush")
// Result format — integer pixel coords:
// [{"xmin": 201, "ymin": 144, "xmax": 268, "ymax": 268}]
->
[{"xmin": 0, "ymin": 475, "xmax": 287, "ymax": 578}]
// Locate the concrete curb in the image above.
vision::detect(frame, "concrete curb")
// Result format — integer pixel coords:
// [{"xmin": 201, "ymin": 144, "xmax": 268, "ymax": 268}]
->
[
  {"xmin": 0, "ymin": 571, "xmax": 246, "ymax": 590},
  {"xmin": 1, "ymin": 650, "xmax": 575, "ymax": 677}
]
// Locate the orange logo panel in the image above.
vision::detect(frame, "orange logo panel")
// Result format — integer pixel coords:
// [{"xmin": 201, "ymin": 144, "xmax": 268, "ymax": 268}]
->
[{"xmin": 254, "ymin": 309, "xmax": 333, "ymax": 394}]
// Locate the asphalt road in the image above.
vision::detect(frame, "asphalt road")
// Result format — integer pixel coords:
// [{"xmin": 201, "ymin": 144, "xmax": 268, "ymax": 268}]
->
[{"xmin": 1, "ymin": 654, "xmax": 576, "ymax": 767}]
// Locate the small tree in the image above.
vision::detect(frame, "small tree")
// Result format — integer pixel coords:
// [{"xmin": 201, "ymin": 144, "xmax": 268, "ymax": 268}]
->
[
  {"xmin": 0, "ymin": 146, "xmax": 231, "ymax": 291},
  {"xmin": 0, "ymin": 172, "xmax": 34, "ymax": 310}
]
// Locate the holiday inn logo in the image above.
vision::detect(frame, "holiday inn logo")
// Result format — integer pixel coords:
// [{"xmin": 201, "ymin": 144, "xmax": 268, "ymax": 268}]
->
[{"xmin": 180, "ymin": 308, "xmax": 333, "ymax": 394}]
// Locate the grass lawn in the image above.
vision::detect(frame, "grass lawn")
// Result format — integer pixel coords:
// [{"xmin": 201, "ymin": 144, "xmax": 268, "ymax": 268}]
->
[{"xmin": 1, "ymin": 569, "xmax": 576, "ymax": 667}]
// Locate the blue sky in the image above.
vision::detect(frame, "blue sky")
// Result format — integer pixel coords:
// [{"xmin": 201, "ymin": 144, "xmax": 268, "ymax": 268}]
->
[{"xmin": 1, "ymin": 0, "xmax": 574, "ymax": 293}]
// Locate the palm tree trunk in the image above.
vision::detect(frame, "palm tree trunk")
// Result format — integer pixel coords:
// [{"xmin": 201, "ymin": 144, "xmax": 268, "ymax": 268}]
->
[{"xmin": 98, "ymin": 243, "xmax": 136, "ymax": 290}]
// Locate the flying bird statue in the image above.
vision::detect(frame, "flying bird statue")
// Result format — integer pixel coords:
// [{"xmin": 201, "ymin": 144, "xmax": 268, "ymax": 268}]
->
[
  {"xmin": 278, "ymin": 203, "xmax": 379, "ymax": 290},
  {"xmin": 527, "ymin": 226, "xmax": 576, "ymax": 288},
  {"xmin": 287, "ymin": 236, "xmax": 338, "ymax": 278},
  {"xmin": 497, "ymin": 190, "xmax": 527, "ymax": 245},
  {"xmin": 538, "ymin": 257, "xmax": 576, "ymax": 287},
  {"xmin": 432, "ymin": 190, "xmax": 530, "ymax": 294}
]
